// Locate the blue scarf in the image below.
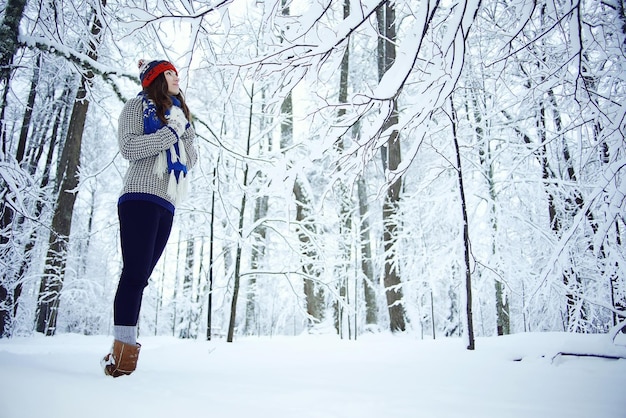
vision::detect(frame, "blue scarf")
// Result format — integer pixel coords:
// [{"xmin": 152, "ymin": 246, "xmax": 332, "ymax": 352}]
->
[
  {"xmin": 140, "ymin": 92, "xmax": 189, "ymax": 203},
  {"xmin": 140, "ymin": 93, "xmax": 188, "ymax": 181}
]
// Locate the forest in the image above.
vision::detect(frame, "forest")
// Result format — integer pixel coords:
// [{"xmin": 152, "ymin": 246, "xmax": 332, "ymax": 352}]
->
[{"xmin": 0, "ymin": 0, "xmax": 624, "ymax": 348}]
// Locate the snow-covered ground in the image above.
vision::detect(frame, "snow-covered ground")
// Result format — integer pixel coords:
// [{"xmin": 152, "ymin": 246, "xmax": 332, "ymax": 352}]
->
[{"xmin": 1, "ymin": 332, "xmax": 625, "ymax": 418}]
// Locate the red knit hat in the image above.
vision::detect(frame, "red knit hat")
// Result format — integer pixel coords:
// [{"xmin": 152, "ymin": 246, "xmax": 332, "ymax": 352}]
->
[{"xmin": 138, "ymin": 59, "xmax": 177, "ymax": 88}]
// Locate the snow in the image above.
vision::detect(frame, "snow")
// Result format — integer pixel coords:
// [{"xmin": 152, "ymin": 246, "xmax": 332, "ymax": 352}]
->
[{"xmin": 1, "ymin": 332, "xmax": 625, "ymax": 418}]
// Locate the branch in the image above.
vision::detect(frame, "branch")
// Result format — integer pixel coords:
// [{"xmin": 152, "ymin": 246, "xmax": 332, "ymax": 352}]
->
[
  {"xmin": 551, "ymin": 352, "xmax": 626, "ymax": 361},
  {"xmin": 609, "ymin": 319, "xmax": 626, "ymax": 343},
  {"xmin": 18, "ymin": 35, "xmax": 137, "ymax": 103},
  {"xmin": 118, "ymin": 0, "xmax": 234, "ymax": 36},
  {"xmin": 240, "ymin": 0, "xmax": 387, "ymax": 69},
  {"xmin": 487, "ymin": 3, "xmax": 580, "ymax": 67}
]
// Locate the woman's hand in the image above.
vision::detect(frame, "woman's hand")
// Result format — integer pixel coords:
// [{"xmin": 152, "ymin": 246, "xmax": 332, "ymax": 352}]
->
[{"xmin": 167, "ymin": 106, "xmax": 188, "ymax": 138}]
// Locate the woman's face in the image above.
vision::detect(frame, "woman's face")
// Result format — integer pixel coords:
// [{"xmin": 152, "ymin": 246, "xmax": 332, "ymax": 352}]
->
[{"xmin": 164, "ymin": 70, "xmax": 179, "ymax": 95}]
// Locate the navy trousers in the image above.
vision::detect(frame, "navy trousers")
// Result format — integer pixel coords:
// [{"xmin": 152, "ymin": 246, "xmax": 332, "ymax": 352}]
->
[{"xmin": 114, "ymin": 200, "xmax": 173, "ymax": 326}]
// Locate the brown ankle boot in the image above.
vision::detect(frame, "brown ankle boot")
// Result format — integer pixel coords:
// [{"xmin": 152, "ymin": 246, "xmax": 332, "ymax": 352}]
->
[{"xmin": 101, "ymin": 340, "xmax": 141, "ymax": 377}]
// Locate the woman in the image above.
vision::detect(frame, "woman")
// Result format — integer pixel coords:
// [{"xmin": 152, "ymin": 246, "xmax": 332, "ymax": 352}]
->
[{"xmin": 102, "ymin": 59, "xmax": 198, "ymax": 377}]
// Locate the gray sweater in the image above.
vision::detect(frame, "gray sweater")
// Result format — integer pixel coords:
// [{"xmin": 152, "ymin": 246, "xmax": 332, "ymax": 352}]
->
[{"xmin": 118, "ymin": 96, "xmax": 198, "ymax": 209}]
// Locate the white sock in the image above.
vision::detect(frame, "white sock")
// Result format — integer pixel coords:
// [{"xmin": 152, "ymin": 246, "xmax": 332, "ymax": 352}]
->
[{"xmin": 114, "ymin": 325, "xmax": 137, "ymax": 345}]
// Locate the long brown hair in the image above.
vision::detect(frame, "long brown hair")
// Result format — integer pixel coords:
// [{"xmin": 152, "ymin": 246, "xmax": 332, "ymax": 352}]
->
[{"xmin": 144, "ymin": 73, "xmax": 192, "ymax": 124}]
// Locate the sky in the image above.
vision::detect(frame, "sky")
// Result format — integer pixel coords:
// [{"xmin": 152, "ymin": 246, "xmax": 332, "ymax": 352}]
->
[{"xmin": 0, "ymin": 331, "xmax": 625, "ymax": 418}]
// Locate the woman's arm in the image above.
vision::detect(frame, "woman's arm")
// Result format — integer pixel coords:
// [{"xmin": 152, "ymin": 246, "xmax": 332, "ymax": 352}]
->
[
  {"xmin": 118, "ymin": 97, "xmax": 178, "ymax": 161},
  {"xmin": 181, "ymin": 126, "xmax": 198, "ymax": 169}
]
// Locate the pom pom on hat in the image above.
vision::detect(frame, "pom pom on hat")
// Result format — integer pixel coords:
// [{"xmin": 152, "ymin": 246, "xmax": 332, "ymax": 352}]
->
[{"xmin": 138, "ymin": 59, "xmax": 177, "ymax": 88}]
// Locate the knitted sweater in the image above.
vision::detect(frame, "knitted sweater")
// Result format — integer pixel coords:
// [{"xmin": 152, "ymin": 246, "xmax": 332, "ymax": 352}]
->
[{"xmin": 118, "ymin": 96, "xmax": 198, "ymax": 211}]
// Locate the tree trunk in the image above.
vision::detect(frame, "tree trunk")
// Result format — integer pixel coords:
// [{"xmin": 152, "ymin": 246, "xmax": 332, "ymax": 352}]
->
[
  {"xmin": 282, "ymin": 88, "xmax": 322, "ymax": 326},
  {"xmin": 245, "ymin": 193, "xmax": 268, "ymax": 335},
  {"xmin": 0, "ymin": 0, "xmax": 27, "ymax": 149},
  {"xmin": 293, "ymin": 177, "xmax": 324, "ymax": 325},
  {"xmin": 377, "ymin": 1, "xmax": 405, "ymax": 332},
  {"xmin": 227, "ymin": 82, "xmax": 255, "ymax": 342},
  {"xmin": 34, "ymin": 2, "xmax": 105, "ymax": 335},
  {"xmin": 450, "ymin": 98, "xmax": 475, "ymax": 350},
  {"xmin": 11, "ymin": 86, "xmax": 71, "ymax": 333},
  {"xmin": 273, "ymin": 0, "xmax": 325, "ymax": 330},
  {"xmin": 171, "ymin": 235, "xmax": 184, "ymax": 336},
  {"xmin": 206, "ymin": 165, "xmax": 217, "ymax": 340},
  {"xmin": 244, "ymin": 88, "xmax": 272, "ymax": 336},
  {"xmin": 0, "ymin": 60, "xmax": 40, "ymax": 336},
  {"xmin": 332, "ymin": 0, "xmax": 355, "ymax": 338},
  {"xmin": 548, "ymin": 89, "xmax": 593, "ymax": 332},
  {"xmin": 611, "ymin": 222, "xmax": 625, "ymax": 329},
  {"xmin": 0, "ymin": 0, "xmax": 25, "ymax": 84},
  {"xmin": 226, "ymin": 186, "xmax": 247, "ymax": 343},
  {"xmin": 179, "ymin": 234, "xmax": 195, "ymax": 338},
  {"xmin": 15, "ymin": 55, "xmax": 40, "ymax": 163},
  {"xmin": 35, "ymin": 77, "xmax": 89, "ymax": 335},
  {"xmin": 466, "ymin": 83, "xmax": 510, "ymax": 335},
  {"xmin": 357, "ymin": 177, "xmax": 377, "ymax": 327},
  {"xmin": 0, "ymin": 0, "xmax": 30, "ymax": 337}
]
